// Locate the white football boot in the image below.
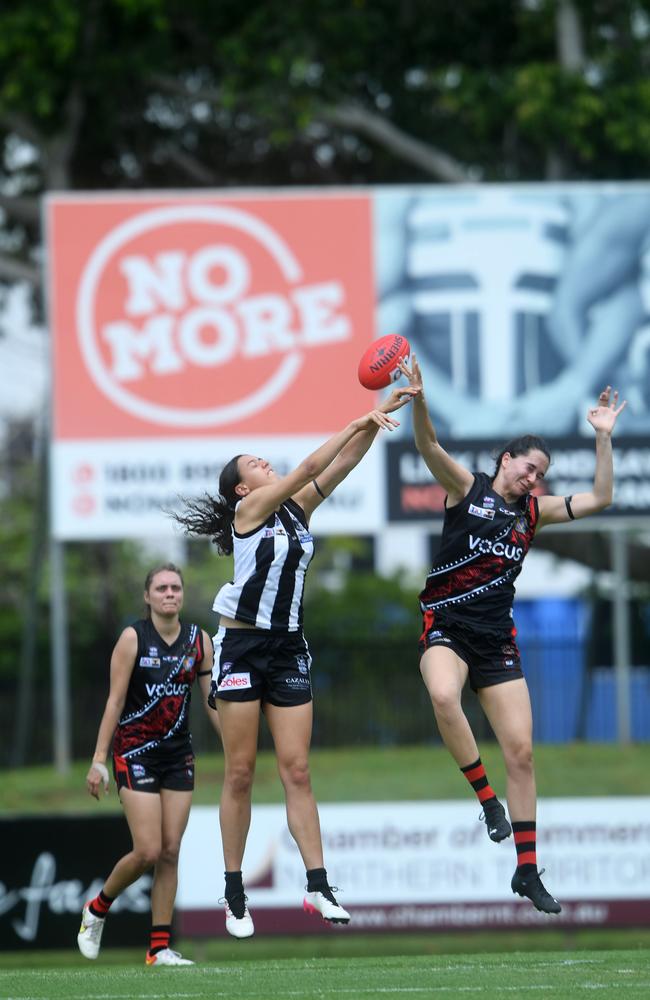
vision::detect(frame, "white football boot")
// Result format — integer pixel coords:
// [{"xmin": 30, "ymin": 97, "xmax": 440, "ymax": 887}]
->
[
  {"xmin": 303, "ymin": 889, "xmax": 351, "ymax": 924},
  {"xmin": 77, "ymin": 903, "xmax": 106, "ymax": 959},
  {"xmin": 224, "ymin": 896, "xmax": 255, "ymax": 938},
  {"xmin": 145, "ymin": 947, "xmax": 195, "ymax": 966}
]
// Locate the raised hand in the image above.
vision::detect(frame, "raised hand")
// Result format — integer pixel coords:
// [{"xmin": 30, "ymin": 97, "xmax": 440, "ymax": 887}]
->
[
  {"xmin": 587, "ymin": 386, "xmax": 627, "ymax": 434},
  {"xmin": 380, "ymin": 385, "xmax": 421, "ymax": 414},
  {"xmin": 398, "ymin": 353, "xmax": 424, "ymax": 392}
]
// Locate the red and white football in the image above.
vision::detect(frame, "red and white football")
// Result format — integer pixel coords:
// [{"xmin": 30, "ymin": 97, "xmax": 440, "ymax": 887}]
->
[{"xmin": 357, "ymin": 334, "xmax": 410, "ymax": 390}]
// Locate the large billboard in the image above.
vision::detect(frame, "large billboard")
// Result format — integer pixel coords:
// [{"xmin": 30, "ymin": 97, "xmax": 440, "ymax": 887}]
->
[{"xmin": 47, "ymin": 185, "xmax": 650, "ymax": 539}]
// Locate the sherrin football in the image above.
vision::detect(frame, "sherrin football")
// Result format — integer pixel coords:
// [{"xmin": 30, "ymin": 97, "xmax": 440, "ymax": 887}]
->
[{"xmin": 357, "ymin": 334, "xmax": 411, "ymax": 390}]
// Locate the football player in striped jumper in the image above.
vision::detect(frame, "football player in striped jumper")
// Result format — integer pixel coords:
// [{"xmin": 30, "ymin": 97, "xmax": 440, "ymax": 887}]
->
[
  {"xmin": 173, "ymin": 386, "xmax": 418, "ymax": 938},
  {"xmin": 77, "ymin": 563, "xmax": 219, "ymax": 966},
  {"xmin": 400, "ymin": 355, "xmax": 625, "ymax": 915}
]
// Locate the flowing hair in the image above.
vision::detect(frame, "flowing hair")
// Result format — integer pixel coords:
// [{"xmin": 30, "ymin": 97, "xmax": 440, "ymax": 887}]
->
[
  {"xmin": 170, "ymin": 455, "xmax": 242, "ymax": 556},
  {"xmin": 492, "ymin": 435, "xmax": 551, "ymax": 477}
]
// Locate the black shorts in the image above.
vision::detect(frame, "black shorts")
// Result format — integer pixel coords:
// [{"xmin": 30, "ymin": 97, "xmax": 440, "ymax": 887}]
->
[
  {"xmin": 419, "ymin": 612, "xmax": 523, "ymax": 692},
  {"xmin": 209, "ymin": 627, "xmax": 313, "ymax": 707},
  {"xmin": 113, "ymin": 749, "xmax": 195, "ymax": 793}
]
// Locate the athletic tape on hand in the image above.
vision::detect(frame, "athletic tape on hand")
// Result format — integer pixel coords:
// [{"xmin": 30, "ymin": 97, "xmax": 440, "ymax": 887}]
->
[{"xmin": 92, "ymin": 761, "xmax": 110, "ymax": 789}]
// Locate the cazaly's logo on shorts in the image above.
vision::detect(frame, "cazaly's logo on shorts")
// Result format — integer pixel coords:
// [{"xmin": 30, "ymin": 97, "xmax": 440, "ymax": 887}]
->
[
  {"xmin": 76, "ymin": 205, "xmax": 353, "ymax": 428},
  {"xmin": 218, "ymin": 671, "xmax": 251, "ymax": 691}
]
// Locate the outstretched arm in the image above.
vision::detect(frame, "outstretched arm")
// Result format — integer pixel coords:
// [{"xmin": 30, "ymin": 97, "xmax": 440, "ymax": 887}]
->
[
  {"xmin": 538, "ymin": 386, "xmax": 627, "ymax": 528},
  {"xmin": 399, "ymin": 355, "xmax": 474, "ymax": 505},
  {"xmin": 236, "ymin": 408, "xmax": 401, "ymax": 532},
  {"xmin": 293, "ymin": 385, "xmax": 420, "ymax": 520}
]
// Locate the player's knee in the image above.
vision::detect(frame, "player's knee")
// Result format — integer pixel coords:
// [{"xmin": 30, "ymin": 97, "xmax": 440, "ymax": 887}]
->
[
  {"xmin": 506, "ymin": 741, "xmax": 534, "ymax": 774},
  {"xmin": 134, "ymin": 842, "xmax": 162, "ymax": 869},
  {"xmin": 429, "ymin": 687, "xmax": 462, "ymax": 718},
  {"xmin": 224, "ymin": 760, "xmax": 255, "ymax": 797},
  {"xmin": 279, "ymin": 758, "xmax": 311, "ymax": 791},
  {"xmin": 159, "ymin": 841, "xmax": 181, "ymax": 867}
]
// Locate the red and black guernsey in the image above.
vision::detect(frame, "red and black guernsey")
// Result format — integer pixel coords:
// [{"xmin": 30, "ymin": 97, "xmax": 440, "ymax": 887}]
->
[
  {"xmin": 420, "ymin": 472, "xmax": 539, "ymax": 633},
  {"xmin": 112, "ymin": 619, "xmax": 203, "ymax": 760}
]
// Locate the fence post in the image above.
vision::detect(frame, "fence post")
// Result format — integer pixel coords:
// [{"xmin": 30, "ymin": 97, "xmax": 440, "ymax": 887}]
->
[
  {"xmin": 610, "ymin": 527, "xmax": 631, "ymax": 744},
  {"xmin": 50, "ymin": 537, "xmax": 72, "ymax": 773}
]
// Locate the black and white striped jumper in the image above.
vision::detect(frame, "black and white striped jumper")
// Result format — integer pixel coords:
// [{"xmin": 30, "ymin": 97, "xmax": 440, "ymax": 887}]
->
[{"xmin": 213, "ymin": 498, "xmax": 314, "ymax": 632}]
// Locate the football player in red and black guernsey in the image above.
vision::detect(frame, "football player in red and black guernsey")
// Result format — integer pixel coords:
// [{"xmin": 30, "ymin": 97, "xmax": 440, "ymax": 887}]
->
[
  {"xmin": 77, "ymin": 563, "xmax": 219, "ymax": 966},
  {"xmin": 401, "ymin": 355, "xmax": 626, "ymax": 915}
]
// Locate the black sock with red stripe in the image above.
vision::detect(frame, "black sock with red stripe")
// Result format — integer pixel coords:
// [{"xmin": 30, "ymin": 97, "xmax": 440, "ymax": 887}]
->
[
  {"xmin": 88, "ymin": 889, "xmax": 114, "ymax": 918},
  {"xmin": 148, "ymin": 924, "xmax": 171, "ymax": 956},
  {"xmin": 460, "ymin": 757, "xmax": 497, "ymax": 805},
  {"xmin": 513, "ymin": 821, "xmax": 537, "ymax": 874}
]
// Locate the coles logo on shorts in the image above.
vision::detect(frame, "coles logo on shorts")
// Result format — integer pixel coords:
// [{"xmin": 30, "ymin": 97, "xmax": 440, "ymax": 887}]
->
[
  {"xmin": 217, "ymin": 671, "xmax": 252, "ymax": 691},
  {"xmin": 50, "ymin": 195, "xmax": 374, "ymax": 439}
]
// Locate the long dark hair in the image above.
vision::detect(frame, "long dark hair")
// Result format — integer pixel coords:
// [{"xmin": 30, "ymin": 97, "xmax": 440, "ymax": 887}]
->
[
  {"xmin": 493, "ymin": 435, "xmax": 551, "ymax": 477},
  {"xmin": 170, "ymin": 455, "xmax": 243, "ymax": 555}
]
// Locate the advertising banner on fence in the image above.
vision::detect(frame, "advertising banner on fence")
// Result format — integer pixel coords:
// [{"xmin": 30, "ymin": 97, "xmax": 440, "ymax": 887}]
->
[
  {"xmin": 0, "ymin": 816, "xmax": 150, "ymax": 950},
  {"xmin": 47, "ymin": 184, "xmax": 650, "ymax": 539},
  {"xmin": 177, "ymin": 798, "xmax": 650, "ymax": 935}
]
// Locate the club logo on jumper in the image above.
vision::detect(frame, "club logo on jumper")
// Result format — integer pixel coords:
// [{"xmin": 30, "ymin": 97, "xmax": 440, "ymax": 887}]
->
[
  {"xmin": 469, "ymin": 535, "xmax": 523, "ymax": 561},
  {"xmin": 295, "ymin": 654, "xmax": 310, "ymax": 675},
  {"xmin": 512, "ymin": 515, "xmax": 529, "ymax": 534},
  {"xmin": 469, "ymin": 503, "xmax": 495, "ymax": 520},
  {"xmin": 221, "ymin": 661, "xmax": 233, "ymax": 674},
  {"xmin": 217, "ymin": 671, "xmax": 251, "ymax": 691},
  {"xmin": 75, "ymin": 202, "xmax": 359, "ymax": 429}
]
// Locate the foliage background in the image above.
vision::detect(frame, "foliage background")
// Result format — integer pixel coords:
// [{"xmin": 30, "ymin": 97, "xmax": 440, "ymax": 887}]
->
[{"xmin": 3, "ymin": 1, "xmax": 650, "ymax": 763}]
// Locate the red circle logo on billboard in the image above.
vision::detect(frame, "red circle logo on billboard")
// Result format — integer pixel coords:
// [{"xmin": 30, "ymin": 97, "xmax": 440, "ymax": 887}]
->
[{"xmin": 56, "ymin": 197, "xmax": 374, "ymax": 437}]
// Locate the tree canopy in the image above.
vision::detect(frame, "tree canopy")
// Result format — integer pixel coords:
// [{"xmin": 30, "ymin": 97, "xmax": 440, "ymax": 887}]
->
[{"xmin": 2, "ymin": 0, "xmax": 650, "ymax": 290}]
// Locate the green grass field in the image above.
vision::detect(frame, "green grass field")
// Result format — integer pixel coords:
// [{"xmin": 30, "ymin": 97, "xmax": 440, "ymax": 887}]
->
[
  {"xmin": 2, "ymin": 949, "xmax": 650, "ymax": 999},
  {"xmin": 3, "ymin": 743, "xmax": 650, "ymax": 997},
  {"xmin": 4, "ymin": 742, "xmax": 650, "ymax": 813}
]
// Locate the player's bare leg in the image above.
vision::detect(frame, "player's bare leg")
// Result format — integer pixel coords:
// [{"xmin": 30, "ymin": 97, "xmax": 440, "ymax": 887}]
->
[
  {"xmin": 480, "ymin": 679, "xmax": 561, "ymax": 914},
  {"xmin": 266, "ymin": 701, "xmax": 350, "ymax": 925},
  {"xmin": 421, "ymin": 647, "xmax": 511, "ymax": 841},
  {"xmin": 217, "ymin": 699, "xmax": 260, "ymax": 938}
]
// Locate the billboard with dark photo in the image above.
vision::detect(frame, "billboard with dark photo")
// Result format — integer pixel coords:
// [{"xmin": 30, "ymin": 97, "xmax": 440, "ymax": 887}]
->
[{"xmin": 386, "ymin": 437, "xmax": 650, "ymax": 522}]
